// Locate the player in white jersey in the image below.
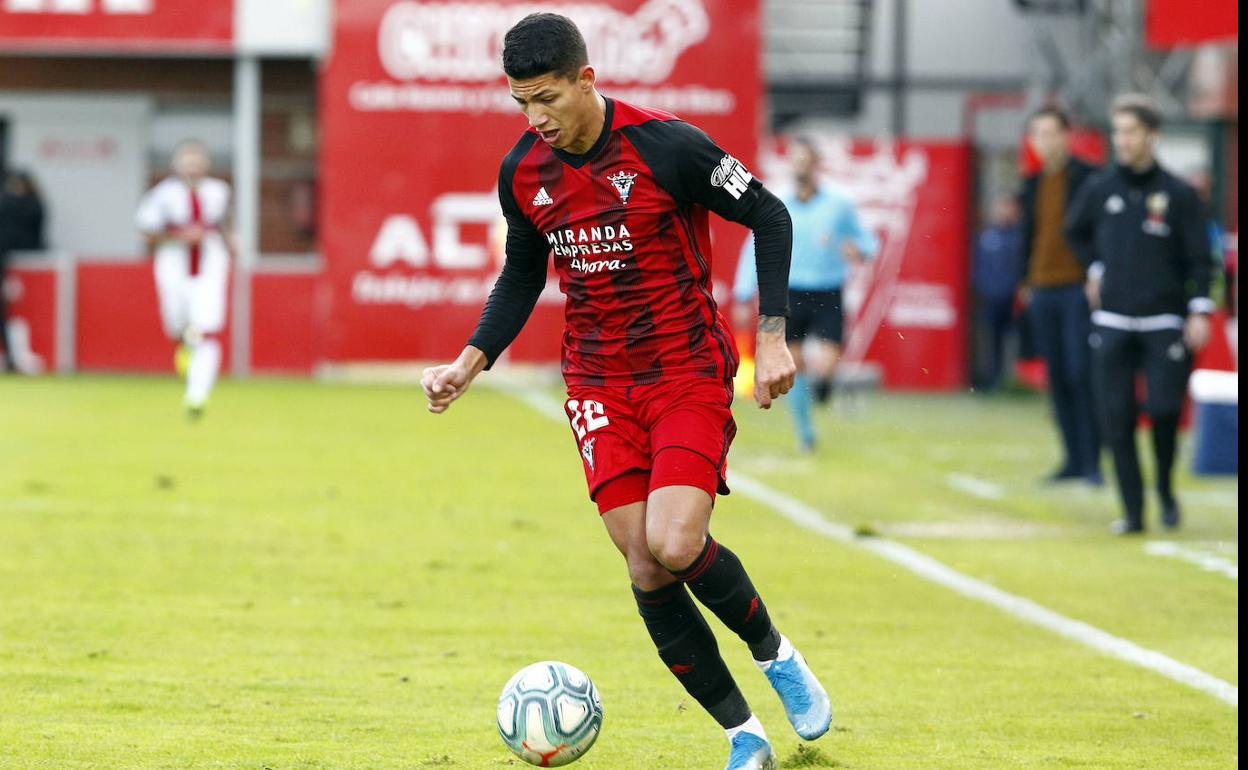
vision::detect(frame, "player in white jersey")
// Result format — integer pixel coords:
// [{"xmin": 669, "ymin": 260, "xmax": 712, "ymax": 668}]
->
[{"xmin": 135, "ymin": 140, "xmax": 234, "ymax": 418}]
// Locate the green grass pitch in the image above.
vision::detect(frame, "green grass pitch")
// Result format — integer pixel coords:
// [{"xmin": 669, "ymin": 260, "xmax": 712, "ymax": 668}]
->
[{"xmin": 0, "ymin": 375, "xmax": 1237, "ymax": 769}]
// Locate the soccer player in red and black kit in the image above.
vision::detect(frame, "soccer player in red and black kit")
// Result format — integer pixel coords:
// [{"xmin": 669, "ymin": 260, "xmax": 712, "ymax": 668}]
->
[{"xmin": 421, "ymin": 14, "xmax": 831, "ymax": 769}]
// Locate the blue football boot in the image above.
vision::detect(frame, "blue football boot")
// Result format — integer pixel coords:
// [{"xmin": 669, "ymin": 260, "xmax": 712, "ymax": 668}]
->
[
  {"xmin": 764, "ymin": 645, "xmax": 832, "ymax": 740},
  {"xmin": 724, "ymin": 732, "xmax": 777, "ymax": 770}
]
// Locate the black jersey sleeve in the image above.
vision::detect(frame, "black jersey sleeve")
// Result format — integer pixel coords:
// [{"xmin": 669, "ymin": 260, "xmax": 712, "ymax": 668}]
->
[
  {"xmin": 1176, "ymin": 183, "xmax": 1215, "ymax": 313},
  {"xmin": 627, "ymin": 119, "xmax": 792, "ymax": 318},
  {"xmin": 465, "ymin": 147, "xmax": 550, "ymax": 369},
  {"xmin": 1063, "ymin": 174, "xmax": 1103, "ymax": 272}
]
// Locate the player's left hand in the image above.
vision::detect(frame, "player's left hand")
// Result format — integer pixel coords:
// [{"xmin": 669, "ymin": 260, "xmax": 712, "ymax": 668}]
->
[
  {"xmin": 753, "ymin": 318, "xmax": 796, "ymax": 409},
  {"xmin": 1184, "ymin": 313, "xmax": 1212, "ymax": 353}
]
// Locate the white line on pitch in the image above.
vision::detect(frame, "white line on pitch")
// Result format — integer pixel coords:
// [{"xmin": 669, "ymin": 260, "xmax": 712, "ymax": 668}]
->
[
  {"xmin": 944, "ymin": 473, "xmax": 1006, "ymax": 500},
  {"xmin": 1145, "ymin": 542, "xmax": 1239, "ymax": 581},
  {"xmin": 725, "ymin": 473, "xmax": 1238, "ymax": 708},
  {"xmin": 504, "ymin": 385, "xmax": 1238, "ymax": 709}
]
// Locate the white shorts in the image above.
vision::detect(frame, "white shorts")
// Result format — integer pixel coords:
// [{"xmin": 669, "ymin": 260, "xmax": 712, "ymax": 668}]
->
[{"xmin": 153, "ymin": 235, "xmax": 230, "ymax": 339}]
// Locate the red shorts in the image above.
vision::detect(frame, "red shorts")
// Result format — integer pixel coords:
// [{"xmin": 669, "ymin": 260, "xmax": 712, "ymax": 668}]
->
[{"xmin": 563, "ymin": 377, "xmax": 737, "ymax": 514}]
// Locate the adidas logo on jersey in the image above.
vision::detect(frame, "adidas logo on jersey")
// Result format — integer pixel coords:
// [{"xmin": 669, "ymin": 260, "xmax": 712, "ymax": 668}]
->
[{"xmin": 532, "ymin": 187, "xmax": 554, "ymax": 206}]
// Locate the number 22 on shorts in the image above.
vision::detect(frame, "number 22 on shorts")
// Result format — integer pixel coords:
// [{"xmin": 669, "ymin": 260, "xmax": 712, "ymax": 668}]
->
[{"xmin": 566, "ymin": 399, "xmax": 610, "ymax": 440}]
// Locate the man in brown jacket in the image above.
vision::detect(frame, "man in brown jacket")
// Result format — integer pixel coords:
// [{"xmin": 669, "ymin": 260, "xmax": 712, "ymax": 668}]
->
[{"xmin": 1018, "ymin": 108, "xmax": 1102, "ymax": 484}]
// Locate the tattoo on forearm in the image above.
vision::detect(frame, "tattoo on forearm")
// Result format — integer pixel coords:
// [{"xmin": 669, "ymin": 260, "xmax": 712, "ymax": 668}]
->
[{"xmin": 758, "ymin": 315, "xmax": 786, "ymax": 334}]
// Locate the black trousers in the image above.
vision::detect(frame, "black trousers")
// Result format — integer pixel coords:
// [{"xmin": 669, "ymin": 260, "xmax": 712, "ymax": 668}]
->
[
  {"xmin": 1029, "ymin": 285, "xmax": 1100, "ymax": 476},
  {"xmin": 975, "ymin": 294, "xmax": 1015, "ymax": 390},
  {"xmin": 0, "ymin": 256, "xmax": 13, "ymax": 370},
  {"xmin": 1091, "ymin": 324, "xmax": 1192, "ymax": 524}
]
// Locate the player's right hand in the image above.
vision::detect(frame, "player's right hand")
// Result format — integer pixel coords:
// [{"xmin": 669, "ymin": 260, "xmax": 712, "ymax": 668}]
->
[
  {"xmin": 421, "ymin": 363, "xmax": 471, "ymax": 414},
  {"xmin": 753, "ymin": 320, "xmax": 796, "ymax": 410}
]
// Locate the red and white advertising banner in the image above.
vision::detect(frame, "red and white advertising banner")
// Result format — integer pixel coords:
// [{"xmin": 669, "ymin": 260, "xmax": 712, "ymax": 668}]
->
[
  {"xmin": 756, "ymin": 137, "xmax": 972, "ymax": 390},
  {"xmin": 319, "ymin": 0, "xmax": 762, "ymax": 363},
  {"xmin": 0, "ymin": 0, "xmax": 232, "ymax": 53}
]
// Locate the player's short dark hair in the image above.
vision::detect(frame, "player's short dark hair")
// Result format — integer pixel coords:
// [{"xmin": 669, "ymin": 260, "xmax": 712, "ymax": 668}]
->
[
  {"xmin": 1111, "ymin": 93, "xmax": 1162, "ymax": 131},
  {"xmin": 1028, "ymin": 106, "xmax": 1070, "ymax": 130},
  {"xmin": 502, "ymin": 13, "xmax": 588, "ymax": 81}
]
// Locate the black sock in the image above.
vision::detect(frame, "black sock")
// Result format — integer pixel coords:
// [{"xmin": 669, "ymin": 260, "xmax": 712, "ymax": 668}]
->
[
  {"xmin": 632, "ymin": 582, "xmax": 752, "ymax": 729},
  {"xmin": 813, "ymin": 378, "xmax": 834, "ymax": 404},
  {"xmin": 671, "ymin": 537, "xmax": 782, "ymax": 662},
  {"xmin": 1152, "ymin": 414, "xmax": 1180, "ymax": 503}
]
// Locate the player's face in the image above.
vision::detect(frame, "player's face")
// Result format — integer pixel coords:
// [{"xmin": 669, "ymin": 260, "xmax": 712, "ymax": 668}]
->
[
  {"xmin": 1027, "ymin": 115, "xmax": 1068, "ymax": 163},
  {"xmin": 172, "ymin": 145, "xmax": 211, "ymax": 181},
  {"xmin": 790, "ymin": 145, "xmax": 818, "ymax": 182},
  {"xmin": 1111, "ymin": 112, "xmax": 1155, "ymax": 168},
  {"xmin": 508, "ymin": 67, "xmax": 597, "ymax": 151}
]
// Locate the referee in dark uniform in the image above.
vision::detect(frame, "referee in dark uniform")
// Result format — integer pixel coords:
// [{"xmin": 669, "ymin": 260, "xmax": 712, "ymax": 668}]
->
[{"xmin": 1064, "ymin": 94, "xmax": 1216, "ymax": 534}]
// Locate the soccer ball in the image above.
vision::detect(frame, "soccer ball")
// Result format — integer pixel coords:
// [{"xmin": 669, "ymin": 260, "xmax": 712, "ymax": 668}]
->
[{"xmin": 496, "ymin": 661, "xmax": 603, "ymax": 766}]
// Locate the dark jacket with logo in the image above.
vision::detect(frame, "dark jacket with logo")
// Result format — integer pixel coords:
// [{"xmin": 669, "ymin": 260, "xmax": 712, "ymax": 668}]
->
[
  {"xmin": 1063, "ymin": 163, "xmax": 1213, "ymax": 318},
  {"xmin": 0, "ymin": 187, "xmax": 45, "ymax": 260},
  {"xmin": 1018, "ymin": 156, "xmax": 1097, "ymax": 285}
]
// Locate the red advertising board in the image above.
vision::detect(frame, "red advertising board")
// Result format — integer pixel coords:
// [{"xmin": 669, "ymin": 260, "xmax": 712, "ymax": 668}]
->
[
  {"xmin": 4, "ymin": 264, "xmax": 58, "ymax": 373},
  {"xmin": 11, "ymin": 260, "xmax": 318, "ymax": 375},
  {"xmin": 319, "ymin": 0, "xmax": 762, "ymax": 364},
  {"xmin": 1146, "ymin": 0, "xmax": 1237, "ymax": 48},
  {"xmin": 75, "ymin": 261, "xmax": 233, "ymax": 371},
  {"xmin": 251, "ymin": 270, "xmax": 319, "ymax": 373},
  {"xmin": 0, "ymin": 0, "xmax": 232, "ymax": 53},
  {"xmin": 756, "ymin": 137, "xmax": 972, "ymax": 390}
]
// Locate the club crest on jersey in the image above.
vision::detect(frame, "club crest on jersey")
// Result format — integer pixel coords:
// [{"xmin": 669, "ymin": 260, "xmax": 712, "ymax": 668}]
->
[
  {"xmin": 580, "ymin": 436, "xmax": 597, "ymax": 471},
  {"xmin": 607, "ymin": 170, "xmax": 638, "ymax": 204},
  {"xmin": 711, "ymin": 154, "xmax": 752, "ymax": 200},
  {"xmin": 1143, "ymin": 191, "xmax": 1171, "ymax": 236}
]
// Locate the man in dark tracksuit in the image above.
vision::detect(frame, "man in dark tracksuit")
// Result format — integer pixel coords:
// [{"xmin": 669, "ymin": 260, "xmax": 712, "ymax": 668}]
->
[
  {"xmin": 1064, "ymin": 95, "xmax": 1216, "ymax": 534},
  {"xmin": 1018, "ymin": 107, "xmax": 1101, "ymax": 483}
]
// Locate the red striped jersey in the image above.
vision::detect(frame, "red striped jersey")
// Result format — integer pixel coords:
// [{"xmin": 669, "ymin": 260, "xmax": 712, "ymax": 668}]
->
[{"xmin": 494, "ymin": 97, "xmax": 770, "ymax": 387}]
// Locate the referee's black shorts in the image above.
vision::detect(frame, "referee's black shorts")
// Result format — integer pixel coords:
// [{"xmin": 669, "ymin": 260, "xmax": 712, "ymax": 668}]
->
[{"xmin": 786, "ymin": 288, "xmax": 844, "ymax": 345}]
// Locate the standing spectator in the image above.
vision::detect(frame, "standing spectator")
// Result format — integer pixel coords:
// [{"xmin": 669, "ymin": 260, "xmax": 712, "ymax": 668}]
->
[
  {"xmin": 0, "ymin": 170, "xmax": 46, "ymax": 373},
  {"xmin": 1019, "ymin": 107, "xmax": 1102, "ymax": 484},
  {"xmin": 972, "ymin": 196, "xmax": 1024, "ymax": 391},
  {"xmin": 1065, "ymin": 94, "xmax": 1217, "ymax": 534},
  {"xmin": 135, "ymin": 140, "xmax": 234, "ymax": 418},
  {"xmin": 732, "ymin": 137, "xmax": 878, "ymax": 452}
]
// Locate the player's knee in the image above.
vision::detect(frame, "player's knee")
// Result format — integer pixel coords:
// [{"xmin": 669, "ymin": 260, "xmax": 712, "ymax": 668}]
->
[
  {"xmin": 647, "ymin": 532, "xmax": 705, "ymax": 573},
  {"xmin": 627, "ymin": 556, "xmax": 673, "ymax": 592}
]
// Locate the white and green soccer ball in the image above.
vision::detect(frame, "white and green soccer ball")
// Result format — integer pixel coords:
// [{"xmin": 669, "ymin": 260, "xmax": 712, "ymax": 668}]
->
[{"xmin": 496, "ymin": 661, "xmax": 603, "ymax": 767}]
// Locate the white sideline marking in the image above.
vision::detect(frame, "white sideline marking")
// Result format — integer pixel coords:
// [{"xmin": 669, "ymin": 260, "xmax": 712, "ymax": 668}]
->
[
  {"xmin": 944, "ymin": 473, "xmax": 1006, "ymax": 501},
  {"xmin": 504, "ymin": 386, "xmax": 1239, "ymax": 708},
  {"xmin": 726, "ymin": 474, "xmax": 1238, "ymax": 708},
  {"xmin": 1146, "ymin": 542, "xmax": 1239, "ymax": 581}
]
